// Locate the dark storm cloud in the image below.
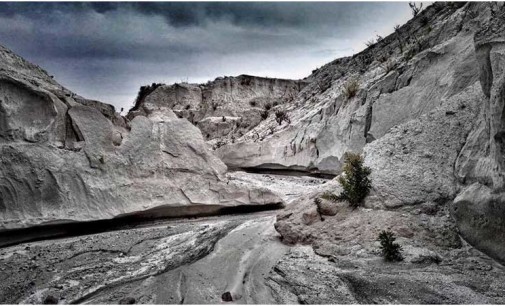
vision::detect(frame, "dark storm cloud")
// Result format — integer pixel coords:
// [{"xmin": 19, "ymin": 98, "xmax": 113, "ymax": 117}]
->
[
  {"xmin": 0, "ymin": 2, "xmax": 413, "ymax": 110},
  {"xmin": 0, "ymin": 2, "xmax": 396, "ymax": 28}
]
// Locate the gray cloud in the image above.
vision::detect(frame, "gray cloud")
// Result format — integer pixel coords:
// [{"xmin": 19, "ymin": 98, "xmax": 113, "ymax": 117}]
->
[{"xmin": 0, "ymin": 2, "xmax": 413, "ymax": 111}]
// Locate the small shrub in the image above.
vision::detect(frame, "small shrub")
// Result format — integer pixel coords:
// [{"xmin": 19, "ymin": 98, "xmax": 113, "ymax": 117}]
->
[
  {"xmin": 212, "ymin": 102, "xmax": 218, "ymax": 111},
  {"xmin": 275, "ymin": 110, "xmax": 290, "ymax": 125},
  {"xmin": 409, "ymin": 2, "xmax": 423, "ymax": 17},
  {"xmin": 261, "ymin": 110, "xmax": 269, "ymax": 120},
  {"xmin": 343, "ymin": 79, "xmax": 360, "ymax": 100},
  {"xmin": 268, "ymin": 126, "xmax": 275, "ymax": 135},
  {"xmin": 420, "ymin": 15, "xmax": 429, "ymax": 26},
  {"xmin": 130, "ymin": 82, "xmax": 164, "ymax": 112},
  {"xmin": 377, "ymin": 54, "xmax": 388, "ymax": 63},
  {"xmin": 213, "ymin": 140, "xmax": 226, "ymax": 150},
  {"xmin": 378, "ymin": 230, "xmax": 404, "ymax": 262},
  {"xmin": 338, "ymin": 153, "xmax": 371, "ymax": 208},
  {"xmin": 321, "ymin": 191, "xmax": 340, "ymax": 202},
  {"xmin": 222, "ymin": 116, "xmax": 226, "ymax": 122},
  {"xmin": 43, "ymin": 295, "xmax": 59, "ymax": 305},
  {"xmin": 264, "ymin": 103, "xmax": 272, "ymax": 111},
  {"xmin": 185, "ymin": 105, "xmax": 191, "ymax": 110},
  {"xmin": 365, "ymin": 39, "xmax": 376, "ymax": 47},
  {"xmin": 249, "ymin": 101, "xmax": 257, "ymax": 107},
  {"xmin": 404, "ymin": 44, "xmax": 419, "ymax": 61}
]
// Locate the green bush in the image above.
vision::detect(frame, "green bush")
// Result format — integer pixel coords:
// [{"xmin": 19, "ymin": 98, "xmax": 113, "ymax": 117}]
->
[
  {"xmin": 378, "ymin": 230, "xmax": 404, "ymax": 261},
  {"xmin": 338, "ymin": 153, "xmax": 371, "ymax": 208}
]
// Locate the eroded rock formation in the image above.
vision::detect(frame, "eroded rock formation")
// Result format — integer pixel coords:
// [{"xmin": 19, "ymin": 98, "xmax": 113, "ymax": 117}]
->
[
  {"xmin": 128, "ymin": 75, "xmax": 307, "ymax": 148},
  {"xmin": 0, "ymin": 48, "xmax": 283, "ymax": 231},
  {"xmin": 270, "ymin": 1, "xmax": 505, "ymax": 267}
]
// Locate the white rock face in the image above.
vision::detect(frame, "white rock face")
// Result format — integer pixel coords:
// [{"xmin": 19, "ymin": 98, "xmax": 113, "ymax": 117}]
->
[
  {"xmin": 270, "ymin": 2, "xmax": 505, "ymax": 266},
  {"xmin": 129, "ymin": 75, "xmax": 307, "ymax": 144},
  {"xmin": 0, "ymin": 49, "xmax": 283, "ymax": 231},
  {"xmin": 451, "ymin": 7, "xmax": 505, "ymax": 263},
  {"xmin": 218, "ymin": 3, "xmax": 479, "ymax": 176}
]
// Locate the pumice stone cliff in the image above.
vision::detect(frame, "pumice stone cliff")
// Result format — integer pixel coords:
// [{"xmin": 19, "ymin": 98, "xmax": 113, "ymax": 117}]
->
[{"xmin": 1, "ymin": 1, "xmax": 505, "ymax": 305}]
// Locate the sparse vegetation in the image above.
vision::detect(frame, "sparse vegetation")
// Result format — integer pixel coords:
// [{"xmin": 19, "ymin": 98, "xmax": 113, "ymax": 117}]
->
[
  {"xmin": 275, "ymin": 110, "xmax": 290, "ymax": 125},
  {"xmin": 365, "ymin": 39, "xmax": 376, "ymax": 47},
  {"xmin": 343, "ymin": 79, "xmax": 360, "ymax": 100},
  {"xmin": 409, "ymin": 2, "xmax": 423, "ymax": 17},
  {"xmin": 381, "ymin": 60, "xmax": 395, "ymax": 74},
  {"xmin": 394, "ymin": 24, "xmax": 404, "ymax": 53},
  {"xmin": 404, "ymin": 43, "xmax": 420, "ymax": 62},
  {"xmin": 378, "ymin": 230, "xmax": 404, "ymax": 262},
  {"xmin": 321, "ymin": 191, "xmax": 340, "ymax": 202},
  {"xmin": 337, "ymin": 153, "xmax": 372, "ymax": 208},
  {"xmin": 377, "ymin": 54, "xmax": 388, "ymax": 63},
  {"xmin": 213, "ymin": 140, "xmax": 226, "ymax": 150},
  {"xmin": 130, "ymin": 83, "xmax": 164, "ymax": 112}
]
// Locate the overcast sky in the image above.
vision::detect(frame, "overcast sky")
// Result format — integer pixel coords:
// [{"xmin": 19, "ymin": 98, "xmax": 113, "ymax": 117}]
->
[{"xmin": 0, "ymin": 2, "xmax": 414, "ymax": 111}]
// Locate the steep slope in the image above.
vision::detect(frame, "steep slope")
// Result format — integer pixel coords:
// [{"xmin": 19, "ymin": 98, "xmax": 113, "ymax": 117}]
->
[
  {"xmin": 0, "ymin": 46, "xmax": 283, "ymax": 231},
  {"xmin": 272, "ymin": 1, "xmax": 505, "ymax": 265},
  {"xmin": 217, "ymin": 2, "xmax": 472, "ymax": 174}
]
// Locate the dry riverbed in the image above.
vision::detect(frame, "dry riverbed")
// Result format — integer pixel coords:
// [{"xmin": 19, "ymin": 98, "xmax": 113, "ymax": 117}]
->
[
  {"xmin": 2, "ymin": 172, "xmax": 505, "ymax": 304},
  {"xmin": 0, "ymin": 172, "xmax": 325, "ymax": 304}
]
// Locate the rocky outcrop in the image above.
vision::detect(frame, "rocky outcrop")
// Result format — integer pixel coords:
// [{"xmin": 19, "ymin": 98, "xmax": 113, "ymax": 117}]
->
[
  {"xmin": 452, "ymin": 3, "xmax": 505, "ymax": 263},
  {"xmin": 272, "ymin": 1, "xmax": 505, "ymax": 271},
  {"xmin": 128, "ymin": 75, "xmax": 307, "ymax": 145},
  {"xmin": 0, "ymin": 47, "xmax": 283, "ymax": 231}
]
